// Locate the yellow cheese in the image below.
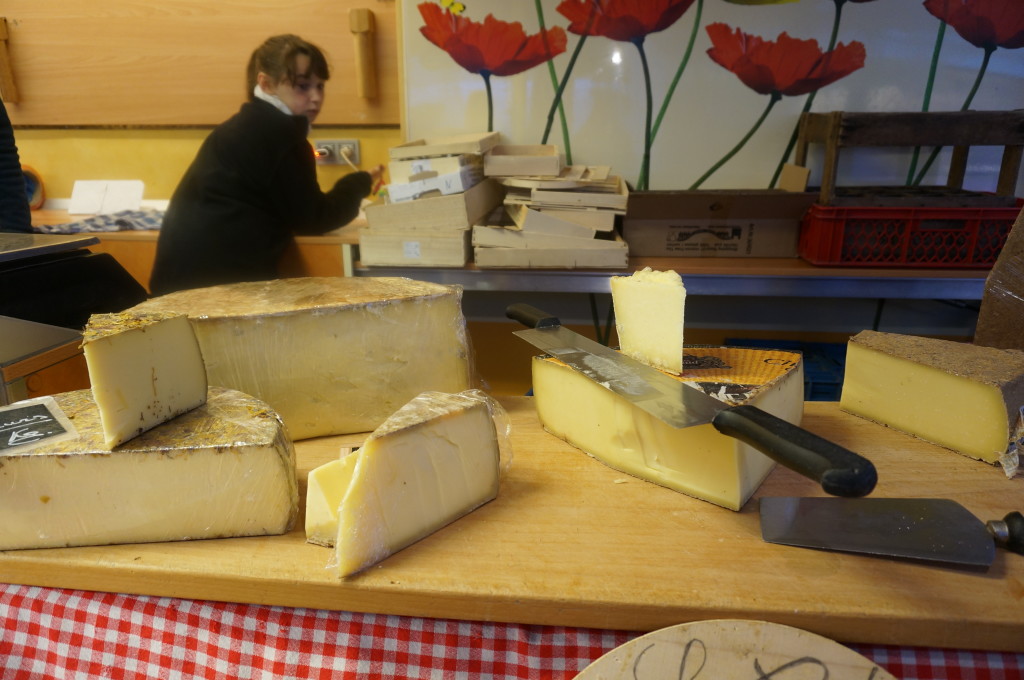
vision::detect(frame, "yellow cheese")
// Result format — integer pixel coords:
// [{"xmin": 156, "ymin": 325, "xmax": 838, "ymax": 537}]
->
[
  {"xmin": 131, "ymin": 277, "xmax": 472, "ymax": 439},
  {"xmin": 840, "ymin": 330, "xmax": 1024, "ymax": 473},
  {"xmin": 532, "ymin": 347, "xmax": 804, "ymax": 510},
  {"xmin": 0, "ymin": 387, "xmax": 298, "ymax": 550},
  {"xmin": 305, "ymin": 451, "xmax": 358, "ymax": 548},
  {"xmin": 82, "ymin": 311, "xmax": 207, "ymax": 449},
  {"xmin": 322, "ymin": 390, "xmax": 501, "ymax": 577},
  {"xmin": 611, "ymin": 267, "xmax": 686, "ymax": 375}
]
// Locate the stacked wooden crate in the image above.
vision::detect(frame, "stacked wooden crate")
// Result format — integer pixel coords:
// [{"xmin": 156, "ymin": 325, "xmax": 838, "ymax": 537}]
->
[
  {"xmin": 472, "ymin": 146, "xmax": 629, "ymax": 269},
  {"xmin": 360, "ymin": 132, "xmax": 505, "ymax": 267}
]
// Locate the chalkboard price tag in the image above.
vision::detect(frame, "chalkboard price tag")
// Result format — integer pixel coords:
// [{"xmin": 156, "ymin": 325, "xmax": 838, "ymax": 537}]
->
[{"xmin": 0, "ymin": 396, "xmax": 78, "ymax": 454}]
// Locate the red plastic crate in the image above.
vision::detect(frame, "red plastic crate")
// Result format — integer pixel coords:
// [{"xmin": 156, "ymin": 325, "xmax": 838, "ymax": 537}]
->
[{"xmin": 799, "ymin": 201, "xmax": 1022, "ymax": 268}]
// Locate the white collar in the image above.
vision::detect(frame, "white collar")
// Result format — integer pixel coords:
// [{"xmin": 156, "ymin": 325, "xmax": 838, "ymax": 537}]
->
[{"xmin": 252, "ymin": 84, "xmax": 311, "ymax": 135}]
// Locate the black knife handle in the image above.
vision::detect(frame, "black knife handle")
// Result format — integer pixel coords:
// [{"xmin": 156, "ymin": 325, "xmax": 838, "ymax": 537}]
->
[
  {"xmin": 987, "ymin": 511, "xmax": 1024, "ymax": 556},
  {"xmin": 712, "ymin": 404, "xmax": 877, "ymax": 497},
  {"xmin": 507, "ymin": 303, "xmax": 561, "ymax": 329}
]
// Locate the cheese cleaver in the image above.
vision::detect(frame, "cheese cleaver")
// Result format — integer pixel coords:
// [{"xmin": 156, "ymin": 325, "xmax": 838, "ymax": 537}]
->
[
  {"xmin": 507, "ymin": 303, "xmax": 877, "ymax": 498},
  {"xmin": 760, "ymin": 496, "xmax": 1024, "ymax": 567}
]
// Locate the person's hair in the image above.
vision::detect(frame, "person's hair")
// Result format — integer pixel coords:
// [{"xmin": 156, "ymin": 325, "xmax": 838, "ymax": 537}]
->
[{"xmin": 246, "ymin": 34, "xmax": 330, "ymax": 99}]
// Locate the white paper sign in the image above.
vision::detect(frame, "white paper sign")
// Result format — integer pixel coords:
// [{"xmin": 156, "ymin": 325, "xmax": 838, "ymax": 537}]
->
[{"xmin": 69, "ymin": 180, "xmax": 145, "ymax": 215}]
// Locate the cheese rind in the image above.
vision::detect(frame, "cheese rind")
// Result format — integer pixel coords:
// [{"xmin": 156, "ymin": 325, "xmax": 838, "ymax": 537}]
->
[
  {"xmin": 0, "ymin": 387, "xmax": 298, "ymax": 551},
  {"xmin": 132, "ymin": 277, "xmax": 472, "ymax": 440},
  {"xmin": 532, "ymin": 347, "xmax": 804, "ymax": 511},
  {"xmin": 325, "ymin": 390, "xmax": 501, "ymax": 576},
  {"xmin": 611, "ymin": 268, "xmax": 686, "ymax": 375},
  {"xmin": 840, "ymin": 330, "xmax": 1024, "ymax": 471},
  {"xmin": 83, "ymin": 311, "xmax": 207, "ymax": 449}
]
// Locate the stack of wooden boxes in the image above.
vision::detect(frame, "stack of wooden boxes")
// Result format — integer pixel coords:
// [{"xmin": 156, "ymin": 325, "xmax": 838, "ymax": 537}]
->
[
  {"xmin": 360, "ymin": 132, "xmax": 505, "ymax": 267},
  {"xmin": 472, "ymin": 146, "xmax": 629, "ymax": 269}
]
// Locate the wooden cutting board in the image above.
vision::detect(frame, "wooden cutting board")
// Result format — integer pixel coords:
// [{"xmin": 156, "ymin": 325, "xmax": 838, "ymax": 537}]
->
[{"xmin": 1, "ymin": 398, "xmax": 1022, "ymax": 652}]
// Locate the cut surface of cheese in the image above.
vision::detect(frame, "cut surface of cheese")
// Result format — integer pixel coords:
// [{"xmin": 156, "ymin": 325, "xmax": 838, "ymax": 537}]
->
[
  {"xmin": 305, "ymin": 451, "xmax": 358, "ymax": 548},
  {"xmin": 0, "ymin": 387, "xmax": 298, "ymax": 551},
  {"xmin": 132, "ymin": 277, "xmax": 472, "ymax": 440},
  {"xmin": 327, "ymin": 390, "xmax": 501, "ymax": 577},
  {"xmin": 83, "ymin": 311, "xmax": 207, "ymax": 449},
  {"xmin": 840, "ymin": 330, "xmax": 1024, "ymax": 473},
  {"xmin": 532, "ymin": 346, "xmax": 804, "ymax": 511},
  {"xmin": 611, "ymin": 267, "xmax": 686, "ymax": 375}
]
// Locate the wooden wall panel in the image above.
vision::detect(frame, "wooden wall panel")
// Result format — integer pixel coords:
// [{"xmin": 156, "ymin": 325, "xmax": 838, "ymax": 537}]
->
[{"xmin": 3, "ymin": 0, "xmax": 398, "ymax": 126}]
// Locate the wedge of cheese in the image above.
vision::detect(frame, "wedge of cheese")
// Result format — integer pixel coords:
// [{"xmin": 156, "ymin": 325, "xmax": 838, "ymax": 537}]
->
[
  {"xmin": 533, "ymin": 347, "xmax": 804, "ymax": 511},
  {"xmin": 840, "ymin": 330, "xmax": 1024, "ymax": 472},
  {"xmin": 0, "ymin": 387, "xmax": 298, "ymax": 551},
  {"xmin": 132, "ymin": 277, "xmax": 472, "ymax": 440},
  {"xmin": 82, "ymin": 311, "xmax": 207, "ymax": 449},
  {"xmin": 310, "ymin": 390, "xmax": 501, "ymax": 577},
  {"xmin": 611, "ymin": 268, "xmax": 686, "ymax": 375}
]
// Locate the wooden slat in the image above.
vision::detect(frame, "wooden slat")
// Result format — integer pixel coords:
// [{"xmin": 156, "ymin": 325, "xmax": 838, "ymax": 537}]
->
[
  {"xmin": 1, "ymin": 399, "xmax": 1022, "ymax": 652},
  {"xmin": 3, "ymin": 0, "xmax": 398, "ymax": 126}
]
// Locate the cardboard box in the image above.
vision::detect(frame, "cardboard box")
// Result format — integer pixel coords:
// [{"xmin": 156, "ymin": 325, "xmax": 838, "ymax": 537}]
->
[
  {"xmin": 386, "ymin": 165, "xmax": 483, "ymax": 203},
  {"xmin": 472, "ymin": 225, "xmax": 622, "ymax": 250},
  {"xmin": 388, "ymin": 154, "xmax": 482, "ymax": 184},
  {"xmin": 484, "ymin": 145, "xmax": 562, "ymax": 177},
  {"xmin": 622, "ymin": 190, "xmax": 817, "ymax": 258},
  {"xmin": 389, "ymin": 132, "xmax": 500, "ymax": 161},
  {"xmin": 366, "ymin": 179, "xmax": 504, "ymax": 231},
  {"xmin": 474, "ymin": 235, "xmax": 628, "ymax": 269},
  {"xmin": 359, "ymin": 229, "xmax": 470, "ymax": 267}
]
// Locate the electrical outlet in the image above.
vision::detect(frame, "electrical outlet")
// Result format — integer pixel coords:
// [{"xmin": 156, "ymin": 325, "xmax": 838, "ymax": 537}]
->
[{"xmin": 313, "ymin": 139, "xmax": 360, "ymax": 166}]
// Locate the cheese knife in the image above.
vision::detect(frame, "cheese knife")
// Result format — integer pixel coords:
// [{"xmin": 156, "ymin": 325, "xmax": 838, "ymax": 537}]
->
[
  {"xmin": 760, "ymin": 496, "xmax": 1024, "ymax": 568},
  {"xmin": 507, "ymin": 303, "xmax": 877, "ymax": 498}
]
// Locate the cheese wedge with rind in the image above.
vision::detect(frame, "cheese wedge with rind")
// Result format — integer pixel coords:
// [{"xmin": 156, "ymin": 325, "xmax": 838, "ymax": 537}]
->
[
  {"xmin": 0, "ymin": 387, "xmax": 298, "ymax": 551},
  {"xmin": 840, "ymin": 330, "xmax": 1024, "ymax": 474},
  {"xmin": 325, "ymin": 390, "xmax": 502, "ymax": 577},
  {"xmin": 611, "ymin": 268, "xmax": 686, "ymax": 375},
  {"xmin": 132, "ymin": 277, "xmax": 472, "ymax": 440},
  {"xmin": 83, "ymin": 311, "xmax": 207, "ymax": 449},
  {"xmin": 532, "ymin": 347, "xmax": 804, "ymax": 511}
]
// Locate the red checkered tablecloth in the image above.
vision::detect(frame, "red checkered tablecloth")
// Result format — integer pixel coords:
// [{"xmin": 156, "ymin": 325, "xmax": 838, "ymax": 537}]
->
[{"xmin": 1, "ymin": 584, "xmax": 1022, "ymax": 679}]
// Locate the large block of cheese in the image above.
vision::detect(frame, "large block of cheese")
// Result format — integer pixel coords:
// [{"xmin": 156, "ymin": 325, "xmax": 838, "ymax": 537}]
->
[
  {"xmin": 0, "ymin": 387, "xmax": 298, "ymax": 550},
  {"xmin": 132, "ymin": 277, "xmax": 472, "ymax": 440},
  {"xmin": 532, "ymin": 347, "xmax": 804, "ymax": 510},
  {"xmin": 840, "ymin": 330, "xmax": 1024, "ymax": 474},
  {"xmin": 610, "ymin": 268, "xmax": 686, "ymax": 375},
  {"xmin": 82, "ymin": 311, "xmax": 207, "ymax": 449},
  {"xmin": 309, "ymin": 390, "xmax": 501, "ymax": 577}
]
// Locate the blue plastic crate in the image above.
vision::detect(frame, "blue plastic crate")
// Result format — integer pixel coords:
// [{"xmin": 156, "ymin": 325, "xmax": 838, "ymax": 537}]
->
[{"xmin": 724, "ymin": 338, "xmax": 847, "ymax": 401}]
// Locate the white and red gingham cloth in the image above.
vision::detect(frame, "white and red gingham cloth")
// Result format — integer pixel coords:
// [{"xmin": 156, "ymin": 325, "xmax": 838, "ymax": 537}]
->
[{"xmin": 2, "ymin": 584, "xmax": 1022, "ymax": 679}]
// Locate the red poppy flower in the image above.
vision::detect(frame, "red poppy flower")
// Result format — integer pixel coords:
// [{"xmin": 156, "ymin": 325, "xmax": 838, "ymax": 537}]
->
[
  {"xmin": 556, "ymin": 0, "xmax": 696, "ymax": 43},
  {"xmin": 419, "ymin": 3, "xmax": 567, "ymax": 77},
  {"xmin": 705, "ymin": 23, "xmax": 866, "ymax": 97},
  {"xmin": 923, "ymin": 0, "xmax": 1024, "ymax": 50}
]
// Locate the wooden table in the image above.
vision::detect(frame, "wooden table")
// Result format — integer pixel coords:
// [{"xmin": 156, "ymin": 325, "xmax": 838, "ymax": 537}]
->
[{"xmin": 2, "ymin": 398, "xmax": 1021, "ymax": 652}]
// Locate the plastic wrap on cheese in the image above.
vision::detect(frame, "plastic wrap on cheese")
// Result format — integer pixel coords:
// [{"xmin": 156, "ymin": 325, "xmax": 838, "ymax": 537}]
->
[
  {"xmin": 532, "ymin": 346, "xmax": 805, "ymax": 511},
  {"xmin": 975, "ymin": 206, "xmax": 1024, "ymax": 351},
  {"xmin": 0, "ymin": 387, "xmax": 298, "ymax": 550},
  {"xmin": 131, "ymin": 277, "xmax": 473, "ymax": 440},
  {"xmin": 304, "ymin": 389, "xmax": 508, "ymax": 577}
]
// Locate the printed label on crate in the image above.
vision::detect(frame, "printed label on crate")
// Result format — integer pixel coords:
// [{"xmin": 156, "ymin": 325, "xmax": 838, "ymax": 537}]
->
[{"xmin": 626, "ymin": 218, "xmax": 799, "ymax": 257}]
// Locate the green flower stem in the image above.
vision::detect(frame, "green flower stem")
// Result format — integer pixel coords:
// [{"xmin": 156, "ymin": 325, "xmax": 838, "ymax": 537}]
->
[
  {"xmin": 906, "ymin": 21, "xmax": 946, "ymax": 184},
  {"xmin": 483, "ymin": 72, "xmax": 494, "ymax": 132},
  {"xmin": 637, "ymin": 0, "xmax": 703, "ymax": 190},
  {"xmin": 912, "ymin": 46, "xmax": 993, "ymax": 186},
  {"xmin": 541, "ymin": 4, "xmax": 597, "ymax": 146},
  {"xmin": 534, "ymin": 0, "xmax": 573, "ymax": 163},
  {"xmin": 692, "ymin": 94, "xmax": 780, "ymax": 190},
  {"xmin": 769, "ymin": 0, "xmax": 845, "ymax": 188},
  {"xmin": 636, "ymin": 39, "xmax": 654, "ymax": 191}
]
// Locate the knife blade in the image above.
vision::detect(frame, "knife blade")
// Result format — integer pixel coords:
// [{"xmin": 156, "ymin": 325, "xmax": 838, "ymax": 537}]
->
[
  {"xmin": 760, "ymin": 496, "xmax": 1024, "ymax": 568},
  {"xmin": 507, "ymin": 303, "xmax": 877, "ymax": 498}
]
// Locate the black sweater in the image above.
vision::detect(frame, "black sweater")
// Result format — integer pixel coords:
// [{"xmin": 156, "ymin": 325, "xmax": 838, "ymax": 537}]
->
[
  {"xmin": 149, "ymin": 100, "xmax": 371, "ymax": 295},
  {"xmin": 0, "ymin": 100, "xmax": 31, "ymax": 233}
]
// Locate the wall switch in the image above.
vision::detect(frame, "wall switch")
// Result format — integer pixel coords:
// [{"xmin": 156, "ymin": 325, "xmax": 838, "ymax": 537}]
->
[{"xmin": 314, "ymin": 139, "xmax": 360, "ymax": 166}]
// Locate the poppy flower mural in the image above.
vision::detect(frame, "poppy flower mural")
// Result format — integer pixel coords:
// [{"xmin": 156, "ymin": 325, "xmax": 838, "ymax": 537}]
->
[
  {"xmin": 406, "ymin": 0, "xmax": 1024, "ymax": 193},
  {"xmin": 910, "ymin": 0, "xmax": 1024, "ymax": 184},
  {"xmin": 418, "ymin": 2, "xmax": 567, "ymax": 131},
  {"xmin": 691, "ymin": 24, "xmax": 865, "ymax": 188}
]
